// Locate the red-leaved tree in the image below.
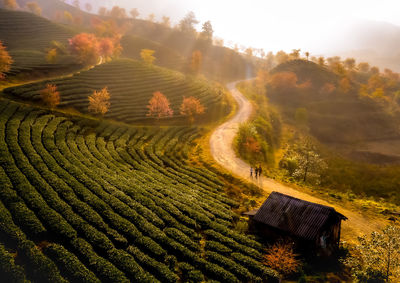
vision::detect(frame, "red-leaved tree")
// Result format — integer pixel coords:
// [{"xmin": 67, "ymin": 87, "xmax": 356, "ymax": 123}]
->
[
  {"xmin": 180, "ymin": 96, "xmax": 205, "ymax": 123},
  {"xmin": 40, "ymin": 84, "xmax": 60, "ymax": 109},
  {"xmin": 147, "ymin": 91, "xmax": 174, "ymax": 119},
  {"xmin": 0, "ymin": 41, "xmax": 13, "ymax": 80},
  {"xmin": 69, "ymin": 33, "xmax": 100, "ymax": 66}
]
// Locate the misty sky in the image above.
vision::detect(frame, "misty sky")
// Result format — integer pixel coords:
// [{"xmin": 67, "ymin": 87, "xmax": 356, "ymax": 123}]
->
[{"xmin": 83, "ymin": 0, "xmax": 400, "ymax": 55}]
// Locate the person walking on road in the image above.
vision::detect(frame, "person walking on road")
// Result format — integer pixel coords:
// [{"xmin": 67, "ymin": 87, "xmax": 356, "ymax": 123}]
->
[
  {"xmin": 258, "ymin": 165, "xmax": 262, "ymax": 177},
  {"xmin": 255, "ymin": 167, "xmax": 259, "ymax": 179},
  {"xmin": 250, "ymin": 167, "xmax": 253, "ymax": 178}
]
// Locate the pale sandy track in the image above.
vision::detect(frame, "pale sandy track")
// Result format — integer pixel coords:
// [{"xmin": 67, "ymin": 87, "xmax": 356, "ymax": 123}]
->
[{"xmin": 210, "ymin": 82, "xmax": 387, "ymax": 241}]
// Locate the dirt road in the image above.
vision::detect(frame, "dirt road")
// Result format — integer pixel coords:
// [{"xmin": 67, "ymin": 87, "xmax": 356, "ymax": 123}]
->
[{"xmin": 209, "ymin": 82, "xmax": 387, "ymax": 241}]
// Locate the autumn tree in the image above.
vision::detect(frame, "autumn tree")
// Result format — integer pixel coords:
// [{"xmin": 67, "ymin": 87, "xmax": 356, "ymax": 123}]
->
[
  {"xmin": 358, "ymin": 62, "xmax": 370, "ymax": 73},
  {"xmin": 63, "ymin": 11, "xmax": 73, "ymax": 23},
  {"xmin": 91, "ymin": 18, "xmax": 121, "ymax": 38},
  {"xmin": 275, "ymin": 50, "xmax": 289, "ymax": 65},
  {"xmin": 88, "ymin": 87, "xmax": 110, "ymax": 116},
  {"xmin": 26, "ymin": 2, "xmax": 41, "ymax": 15},
  {"xmin": 98, "ymin": 37, "xmax": 121, "ymax": 61},
  {"xmin": 179, "ymin": 11, "xmax": 199, "ymax": 34},
  {"xmin": 0, "ymin": 41, "xmax": 13, "ymax": 80},
  {"xmin": 370, "ymin": 66, "xmax": 380, "ymax": 75},
  {"xmin": 160, "ymin": 16, "xmax": 170, "ymax": 27},
  {"xmin": 190, "ymin": 50, "xmax": 202, "ymax": 74},
  {"xmin": 318, "ymin": 56, "xmax": 325, "ymax": 66},
  {"xmin": 147, "ymin": 13, "xmax": 155, "ymax": 22},
  {"xmin": 304, "ymin": 51, "xmax": 310, "ymax": 61},
  {"xmin": 46, "ymin": 48, "xmax": 58, "ymax": 63},
  {"xmin": 146, "ymin": 91, "xmax": 173, "ymax": 119},
  {"xmin": 130, "ymin": 8, "xmax": 139, "ymax": 19},
  {"xmin": 180, "ymin": 96, "xmax": 205, "ymax": 123},
  {"xmin": 140, "ymin": 49, "xmax": 156, "ymax": 65},
  {"xmin": 263, "ymin": 241, "xmax": 301, "ymax": 279},
  {"xmin": 69, "ymin": 33, "xmax": 100, "ymax": 66},
  {"xmin": 290, "ymin": 49, "xmax": 301, "ymax": 60},
  {"xmin": 344, "ymin": 225, "xmax": 400, "ymax": 282},
  {"xmin": 344, "ymin": 58, "xmax": 356, "ymax": 70},
  {"xmin": 269, "ymin": 72, "xmax": 298, "ymax": 91},
  {"xmin": 40, "ymin": 84, "xmax": 60, "ymax": 109},
  {"xmin": 109, "ymin": 6, "xmax": 126, "ymax": 19},
  {"xmin": 4, "ymin": 0, "xmax": 18, "ymax": 10},
  {"xmin": 200, "ymin": 21, "xmax": 213, "ymax": 42}
]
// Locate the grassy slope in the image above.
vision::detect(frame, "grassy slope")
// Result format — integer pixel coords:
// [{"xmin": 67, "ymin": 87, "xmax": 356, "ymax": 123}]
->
[
  {"xmin": 4, "ymin": 59, "xmax": 230, "ymax": 124},
  {"xmin": 0, "ymin": 9, "xmax": 81, "ymax": 79},
  {"xmin": 121, "ymin": 35, "xmax": 186, "ymax": 71},
  {"xmin": 0, "ymin": 97, "xmax": 278, "ymax": 282}
]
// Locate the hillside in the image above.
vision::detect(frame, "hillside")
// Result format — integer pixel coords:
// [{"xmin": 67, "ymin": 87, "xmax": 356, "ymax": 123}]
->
[
  {"xmin": 0, "ymin": 9, "xmax": 81, "ymax": 79},
  {"xmin": 268, "ymin": 60, "xmax": 400, "ymax": 147},
  {"xmin": 0, "ymin": 97, "xmax": 278, "ymax": 282},
  {"xmin": 121, "ymin": 35, "xmax": 186, "ymax": 71},
  {"xmin": 4, "ymin": 59, "xmax": 230, "ymax": 124},
  {"xmin": 0, "ymin": 0, "xmax": 94, "ymax": 24}
]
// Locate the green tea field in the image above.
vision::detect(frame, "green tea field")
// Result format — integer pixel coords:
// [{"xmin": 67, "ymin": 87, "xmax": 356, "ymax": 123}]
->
[
  {"xmin": 0, "ymin": 98, "xmax": 278, "ymax": 282},
  {"xmin": 4, "ymin": 59, "xmax": 229, "ymax": 123}
]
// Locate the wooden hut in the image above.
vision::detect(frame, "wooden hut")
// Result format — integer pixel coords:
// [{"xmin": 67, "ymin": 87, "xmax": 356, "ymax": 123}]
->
[{"xmin": 245, "ymin": 192, "xmax": 347, "ymax": 255}]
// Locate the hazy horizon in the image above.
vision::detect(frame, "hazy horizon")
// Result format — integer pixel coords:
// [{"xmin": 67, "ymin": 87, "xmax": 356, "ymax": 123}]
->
[{"xmin": 72, "ymin": 0, "xmax": 400, "ymax": 56}]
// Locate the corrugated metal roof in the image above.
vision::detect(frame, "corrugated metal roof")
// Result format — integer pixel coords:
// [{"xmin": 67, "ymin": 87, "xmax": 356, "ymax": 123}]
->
[{"xmin": 253, "ymin": 192, "xmax": 347, "ymax": 241}]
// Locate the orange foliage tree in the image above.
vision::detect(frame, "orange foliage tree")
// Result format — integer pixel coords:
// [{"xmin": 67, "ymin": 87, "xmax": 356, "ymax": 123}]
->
[
  {"xmin": 191, "ymin": 50, "xmax": 203, "ymax": 74},
  {"xmin": 98, "ymin": 38, "xmax": 116, "ymax": 61},
  {"xmin": 109, "ymin": 6, "xmax": 127, "ymax": 19},
  {"xmin": 147, "ymin": 91, "xmax": 173, "ymax": 119},
  {"xmin": 4, "ymin": 0, "xmax": 18, "ymax": 10},
  {"xmin": 130, "ymin": 8, "xmax": 139, "ymax": 19},
  {"xmin": 91, "ymin": 18, "xmax": 120, "ymax": 38},
  {"xmin": 269, "ymin": 72, "xmax": 298, "ymax": 91},
  {"xmin": 180, "ymin": 96, "xmax": 205, "ymax": 122},
  {"xmin": 26, "ymin": 2, "xmax": 41, "ymax": 15},
  {"xmin": 263, "ymin": 241, "xmax": 300, "ymax": 278},
  {"xmin": 140, "ymin": 49, "xmax": 156, "ymax": 65},
  {"xmin": 69, "ymin": 33, "xmax": 100, "ymax": 66},
  {"xmin": 40, "ymin": 84, "xmax": 60, "ymax": 109},
  {"xmin": 88, "ymin": 87, "xmax": 111, "ymax": 116},
  {"xmin": 0, "ymin": 41, "xmax": 13, "ymax": 80}
]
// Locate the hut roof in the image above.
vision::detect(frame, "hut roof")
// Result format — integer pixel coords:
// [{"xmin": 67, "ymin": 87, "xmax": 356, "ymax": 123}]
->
[{"xmin": 253, "ymin": 192, "xmax": 347, "ymax": 241}]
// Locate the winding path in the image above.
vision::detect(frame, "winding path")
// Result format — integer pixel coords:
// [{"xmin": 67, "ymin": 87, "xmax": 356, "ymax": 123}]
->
[{"xmin": 210, "ymin": 82, "xmax": 387, "ymax": 241}]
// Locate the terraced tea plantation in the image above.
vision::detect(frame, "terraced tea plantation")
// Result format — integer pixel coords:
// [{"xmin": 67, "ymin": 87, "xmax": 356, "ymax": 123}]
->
[
  {"xmin": 0, "ymin": 9, "xmax": 79, "ymax": 78},
  {"xmin": 0, "ymin": 98, "xmax": 278, "ymax": 282},
  {"xmin": 121, "ymin": 35, "xmax": 185, "ymax": 71},
  {"xmin": 5, "ymin": 59, "xmax": 228, "ymax": 123}
]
